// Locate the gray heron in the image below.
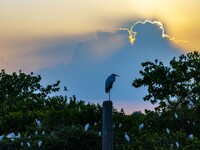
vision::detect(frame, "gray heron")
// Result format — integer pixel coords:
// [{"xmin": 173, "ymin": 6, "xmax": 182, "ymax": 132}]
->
[{"xmin": 105, "ymin": 74, "xmax": 119, "ymax": 100}]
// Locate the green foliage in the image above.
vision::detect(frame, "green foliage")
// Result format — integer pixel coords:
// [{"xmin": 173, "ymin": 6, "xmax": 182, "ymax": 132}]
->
[
  {"xmin": 0, "ymin": 70, "xmax": 102, "ymax": 149},
  {"xmin": 133, "ymin": 51, "xmax": 200, "ymax": 112}
]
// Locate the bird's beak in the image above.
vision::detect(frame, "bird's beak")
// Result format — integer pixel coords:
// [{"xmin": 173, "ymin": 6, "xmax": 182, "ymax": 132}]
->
[{"xmin": 116, "ymin": 74, "xmax": 119, "ymax": 77}]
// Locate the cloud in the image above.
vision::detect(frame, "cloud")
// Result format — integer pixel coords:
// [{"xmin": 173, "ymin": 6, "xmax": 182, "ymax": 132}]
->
[
  {"xmin": 0, "ymin": 30, "xmax": 127, "ymax": 73},
  {"xmin": 0, "ymin": 36, "xmax": 84, "ymax": 73},
  {"xmin": 71, "ymin": 30, "xmax": 128, "ymax": 64},
  {"xmin": 38, "ymin": 23, "xmax": 182, "ymax": 113},
  {"xmin": 119, "ymin": 20, "xmax": 194, "ymax": 51}
]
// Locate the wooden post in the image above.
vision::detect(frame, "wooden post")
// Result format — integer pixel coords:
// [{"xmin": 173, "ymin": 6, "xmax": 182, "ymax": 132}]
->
[{"xmin": 102, "ymin": 100, "xmax": 113, "ymax": 150}]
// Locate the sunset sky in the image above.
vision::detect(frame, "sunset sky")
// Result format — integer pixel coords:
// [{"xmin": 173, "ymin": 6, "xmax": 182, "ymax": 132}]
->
[{"xmin": 1, "ymin": 0, "xmax": 200, "ymax": 113}]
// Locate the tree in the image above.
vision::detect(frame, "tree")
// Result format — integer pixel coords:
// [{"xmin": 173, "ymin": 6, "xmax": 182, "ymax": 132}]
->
[
  {"xmin": 0, "ymin": 70, "xmax": 60, "ymax": 103},
  {"xmin": 133, "ymin": 51, "xmax": 200, "ymax": 112},
  {"xmin": 0, "ymin": 70, "xmax": 60, "ymax": 132},
  {"xmin": 2, "ymin": 65, "xmax": 200, "ymax": 149}
]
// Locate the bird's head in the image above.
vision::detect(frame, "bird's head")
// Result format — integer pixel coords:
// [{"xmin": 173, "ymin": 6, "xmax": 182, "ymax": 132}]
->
[{"xmin": 111, "ymin": 73, "xmax": 119, "ymax": 77}]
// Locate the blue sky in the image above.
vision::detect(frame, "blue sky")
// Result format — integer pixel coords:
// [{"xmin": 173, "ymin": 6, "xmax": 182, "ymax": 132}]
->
[{"xmin": 37, "ymin": 23, "xmax": 182, "ymax": 113}]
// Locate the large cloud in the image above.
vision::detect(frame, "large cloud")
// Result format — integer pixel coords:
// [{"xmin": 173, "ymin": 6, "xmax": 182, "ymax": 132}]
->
[
  {"xmin": 38, "ymin": 23, "xmax": 182, "ymax": 113},
  {"xmin": 0, "ymin": 36, "xmax": 86, "ymax": 72}
]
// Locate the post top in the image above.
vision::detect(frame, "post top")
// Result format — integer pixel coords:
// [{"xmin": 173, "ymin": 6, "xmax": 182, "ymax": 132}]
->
[{"xmin": 103, "ymin": 100, "xmax": 113, "ymax": 105}]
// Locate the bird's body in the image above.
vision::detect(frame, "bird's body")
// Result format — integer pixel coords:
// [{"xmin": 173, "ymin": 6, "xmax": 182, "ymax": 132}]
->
[
  {"xmin": 98, "ymin": 131, "xmax": 101, "ymax": 137},
  {"xmin": 166, "ymin": 127, "xmax": 170, "ymax": 135},
  {"xmin": 16, "ymin": 132, "xmax": 21, "ymax": 139},
  {"xmin": 64, "ymin": 86, "xmax": 68, "ymax": 91},
  {"xmin": 174, "ymin": 112, "xmax": 178, "ymax": 119},
  {"xmin": 27, "ymin": 142, "xmax": 31, "ymax": 148},
  {"xmin": 35, "ymin": 118, "xmax": 41, "ymax": 127},
  {"xmin": 139, "ymin": 123, "xmax": 144, "ymax": 131},
  {"xmin": 119, "ymin": 123, "xmax": 122, "ymax": 129},
  {"xmin": 38, "ymin": 141, "xmax": 42, "ymax": 147},
  {"xmin": 84, "ymin": 123, "xmax": 90, "ymax": 132},
  {"xmin": 105, "ymin": 74, "xmax": 119, "ymax": 100},
  {"xmin": 189, "ymin": 133, "xmax": 193, "ymax": 140},
  {"xmin": 0, "ymin": 135, "xmax": 4, "ymax": 141},
  {"xmin": 175, "ymin": 141, "xmax": 179, "ymax": 148},
  {"xmin": 124, "ymin": 132, "xmax": 130, "ymax": 142},
  {"xmin": 21, "ymin": 142, "xmax": 24, "ymax": 147},
  {"xmin": 7, "ymin": 132, "xmax": 15, "ymax": 139}
]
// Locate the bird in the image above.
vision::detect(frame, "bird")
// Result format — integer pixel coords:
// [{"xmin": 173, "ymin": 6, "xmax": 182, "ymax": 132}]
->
[
  {"xmin": 139, "ymin": 123, "xmax": 144, "ymax": 131},
  {"xmin": 38, "ymin": 141, "xmax": 42, "ymax": 147},
  {"xmin": 84, "ymin": 123, "xmax": 90, "ymax": 132},
  {"xmin": 118, "ymin": 123, "xmax": 122, "ymax": 129},
  {"xmin": 7, "ymin": 132, "xmax": 15, "ymax": 139},
  {"xmin": 166, "ymin": 72, "xmax": 169, "ymax": 77},
  {"xmin": 0, "ymin": 135, "xmax": 4, "ymax": 141},
  {"xmin": 64, "ymin": 86, "xmax": 68, "ymax": 91},
  {"xmin": 174, "ymin": 112, "xmax": 178, "ymax": 119},
  {"xmin": 15, "ymin": 132, "xmax": 21, "ymax": 138},
  {"xmin": 105, "ymin": 74, "xmax": 119, "ymax": 100},
  {"xmin": 175, "ymin": 141, "xmax": 179, "ymax": 148},
  {"xmin": 94, "ymin": 122, "xmax": 97, "ymax": 126},
  {"xmin": 189, "ymin": 133, "xmax": 193, "ymax": 140},
  {"xmin": 98, "ymin": 131, "xmax": 101, "ymax": 137},
  {"xmin": 193, "ymin": 121, "xmax": 196, "ymax": 125},
  {"xmin": 124, "ymin": 132, "xmax": 130, "ymax": 142},
  {"xmin": 35, "ymin": 118, "xmax": 41, "ymax": 127},
  {"xmin": 166, "ymin": 128, "xmax": 170, "ymax": 135},
  {"xmin": 27, "ymin": 142, "xmax": 31, "ymax": 148},
  {"xmin": 28, "ymin": 134, "xmax": 32, "ymax": 139}
]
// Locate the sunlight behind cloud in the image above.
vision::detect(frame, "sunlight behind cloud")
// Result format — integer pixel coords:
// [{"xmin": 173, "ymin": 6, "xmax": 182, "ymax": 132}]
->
[
  {"xmin": 119, "ymin": 20, "xmax": 195, "ymax": 52},
  {"xmin": 132, "ymin": 0, "xmax": 200, "ymax": 51}
]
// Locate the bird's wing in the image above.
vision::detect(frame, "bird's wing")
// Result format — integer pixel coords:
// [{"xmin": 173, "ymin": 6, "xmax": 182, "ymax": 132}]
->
[{"xmin": 105, "ymin": 76, "xmax": 116, "ymax": 93}]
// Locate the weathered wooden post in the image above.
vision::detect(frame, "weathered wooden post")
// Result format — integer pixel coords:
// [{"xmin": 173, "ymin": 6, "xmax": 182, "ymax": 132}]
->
[{"xmin": 102, "ymin": 100, "xmax": 113, "ymax": 150}]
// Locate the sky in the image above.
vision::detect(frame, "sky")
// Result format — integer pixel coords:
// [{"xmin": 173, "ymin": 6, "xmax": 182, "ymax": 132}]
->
[{"xmin": 0, "ymin": 0, "xmax": 200, "ymax": 113}]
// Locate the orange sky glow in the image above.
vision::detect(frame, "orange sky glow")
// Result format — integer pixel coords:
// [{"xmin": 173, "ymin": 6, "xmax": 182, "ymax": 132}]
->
[{"xmin": 0, "ymin": 0, "xmax": 199, "ymax": 40}]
